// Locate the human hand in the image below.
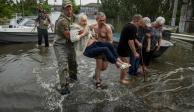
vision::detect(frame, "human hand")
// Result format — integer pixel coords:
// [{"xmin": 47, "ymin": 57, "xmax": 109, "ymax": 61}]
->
[
  {"xmin": 156, "ymin": 46, "xmax": 160, "ymax": 51},
  {"xmin": 79, "ymin": 30, "xmax": 84, "ymax": 35},
  {"xmin": 79, "ymin": 28, "xmax": 89, "ymax": 38},
  {"xmin": 138, "ymin": 43, "xmax": 142, "ymax": 48},
  {"xmin": 146, "ymin": 48, "xmax": 150, "ymax": 52},
  {"xmin": 134, "ymin": 52, "xmax": 140, "ymax": 58}
]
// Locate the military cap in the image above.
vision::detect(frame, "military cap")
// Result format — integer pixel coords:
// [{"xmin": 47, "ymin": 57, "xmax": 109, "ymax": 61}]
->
[{"xmin": 62, "ymin": 0, "xmax": 72, "ymax": 8}]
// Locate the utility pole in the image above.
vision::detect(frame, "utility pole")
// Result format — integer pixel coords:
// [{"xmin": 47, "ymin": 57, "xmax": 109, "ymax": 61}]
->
[
  {"xmin": 97, "ymin": 0, "xmax": 100, "ymax": 11},
  {"xmin": 171, "ymin": 0, "xmax": 179, "ymax": 26},
  {"xmin": 21, "ymin": 0, "xmax": 24, "ymax": 16},
  {"xmin": 179, "ymin": 0, "xmax": 189, "ymax": 33}
]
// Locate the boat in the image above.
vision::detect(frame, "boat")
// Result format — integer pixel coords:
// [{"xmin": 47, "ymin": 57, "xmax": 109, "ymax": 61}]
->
[
  {"xmin": 0, "ymin": 27, "xmax": 54, "ymax": 43},
  {"xmin": 152, "ymin": 39, "xmax": 173, "ymax": 58},
  {"xmin": 112, "ymin": 33, "xmax": 174, "ymax": 58},
  {"xmin": 0, "ymin": 15, "xmax": 58, "ymax": 43},
  {"xmin": 0, "ymin": 31, "xmax": 54, "ymax": 43}
]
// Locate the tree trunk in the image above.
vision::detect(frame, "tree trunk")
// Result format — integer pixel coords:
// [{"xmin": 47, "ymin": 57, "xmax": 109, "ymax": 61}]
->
[
  {"xmin": 179, "ymin": 0, "xmax": 189, "ymax": 33},
  {"xmin": 171, "ymin": 0, "xmax": 179, "ymax": 26},
  {"xmin": 184, "ymin": 0, "xmax": 193, "ymax": 32}
]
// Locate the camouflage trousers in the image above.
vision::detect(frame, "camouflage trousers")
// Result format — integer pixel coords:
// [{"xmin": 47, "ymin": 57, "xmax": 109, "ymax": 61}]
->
[{"xmin": 53, "ymin": 41, "xmax": 77, "ymax": 86}]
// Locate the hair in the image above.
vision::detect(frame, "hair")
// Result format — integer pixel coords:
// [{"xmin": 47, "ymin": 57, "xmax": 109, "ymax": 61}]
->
[
  {"xmin": 78, "ymin": 13, "xmax": 87, "ymax": 23},
  {"xmin": 143, "ymin": 17, "xmax": 151, "ymax": 27},
  {"xmin": 96, "ymin": 12, "xmax": 106, "ymax": 19},
  {"xmin": 132, "ymin": 14, "xmax": 142, "ymax": 22},
  {"xmin": 155, "ymin": 16, "xmax": 165, "ymax": 25}
]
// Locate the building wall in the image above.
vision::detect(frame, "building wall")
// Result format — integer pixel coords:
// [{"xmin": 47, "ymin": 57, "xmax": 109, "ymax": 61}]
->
[{"xmin": 80, "ymin": 6, "xmax": 98, "ymax": 17}]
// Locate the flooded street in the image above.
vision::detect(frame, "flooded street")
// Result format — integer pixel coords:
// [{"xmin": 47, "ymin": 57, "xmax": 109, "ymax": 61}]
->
[{"xmin": 0, "ymin": 39, "xmax": 194, "ymax": 112}]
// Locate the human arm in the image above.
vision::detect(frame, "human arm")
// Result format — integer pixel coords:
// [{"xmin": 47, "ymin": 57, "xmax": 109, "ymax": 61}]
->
[
  {"xmin": 57, "ymin": 19, "xmax": 70, "ymax": 40},
  {"xmin": 47, "ymin": 16, "xmax": 54, "ymax": 32},
  {"xmin": 128, "ymin": 39, "xmax": 139, "ymax": 58},
  {"xmin": 135, "ymin": 39, "xmax": 142, "ymax": 49},
  {"xmin": 106, "ymin": 24, "xmax": 113, "ymax": 43},
  {"xmin": 70, "ymin": 26, "xmax": 89, "ymax": 42},
  {"xmin": 32, "ymin": 17, "xmax": 39, "ymax": 32},
  {"xmin": 146, "ymin": 33, "xmax": 151, "ymax": 52},
  {"xmin": 89, "ymin": 24, "xmax": 98, "ymax": 39},
  {"xmin": 156, "ymin": 32, "xmax": 162, "ymax": 51},
  {"xmin": 79, "ymin": 27, "xmax": 89, "ymax": 38},
  {"xmin": 127, "ymin": 24, "xmax": 139, "ymax": 58}
]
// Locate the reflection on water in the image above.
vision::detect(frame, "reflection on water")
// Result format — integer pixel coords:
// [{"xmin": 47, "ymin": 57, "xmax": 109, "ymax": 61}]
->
[{"xmin": 0, "ymin": 39, "xmax": 194, "ymax": 112}]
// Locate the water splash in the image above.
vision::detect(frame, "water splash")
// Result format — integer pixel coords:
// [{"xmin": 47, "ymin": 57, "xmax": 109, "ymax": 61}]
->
[{"xmin": 33, "ymin": 66, "xmax": 65, "ymax": 112}]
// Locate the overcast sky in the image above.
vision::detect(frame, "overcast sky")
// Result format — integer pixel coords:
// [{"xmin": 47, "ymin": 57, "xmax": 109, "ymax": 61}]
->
[{"xmin": 47, "ymin": 0, "xmax": 97, "ymax": 5}]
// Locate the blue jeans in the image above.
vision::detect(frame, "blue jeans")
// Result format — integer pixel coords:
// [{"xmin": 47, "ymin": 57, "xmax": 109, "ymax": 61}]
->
[
  {"xmin": 83, "ymin": 42, "xmax": 118, "ymax": 63},
  {"xmin": 128, "ymin": 53, "xmax": 140, "ymax": 76}
]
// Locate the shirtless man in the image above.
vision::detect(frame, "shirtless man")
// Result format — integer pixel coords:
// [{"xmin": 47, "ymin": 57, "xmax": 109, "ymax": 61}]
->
[{"xmin": 90, "ymin": 12, "xmax": 113, "ymax": 89}]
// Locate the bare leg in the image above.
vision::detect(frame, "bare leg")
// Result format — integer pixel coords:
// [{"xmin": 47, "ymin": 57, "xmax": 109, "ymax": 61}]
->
[
  {"xmin": 101, "ymin": 60, "xmax": 108, "ymax": 71},
  {"xmin": 119, "ymin": 57, "xmax": 129, "ymax": 85},
  {"xmin": 95, "ymin": 59, "xmax": 108, "ymax": 89},
  {"xmin": 95, "ymin": 59, "xmax": 103, "ymax": 83}
]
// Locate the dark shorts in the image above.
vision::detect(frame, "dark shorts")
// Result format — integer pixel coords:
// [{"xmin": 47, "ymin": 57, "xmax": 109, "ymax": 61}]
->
[{"xmin": 117, "ymin": 46, "xmax": 130, "ymax": 57}]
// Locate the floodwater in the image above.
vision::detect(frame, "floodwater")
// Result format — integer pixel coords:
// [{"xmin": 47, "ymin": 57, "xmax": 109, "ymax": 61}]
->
[
  {"xmin": 0, "ymin": 12, "xmax": 194, "ymax": 112},
  {"xmin": 0, "ymin": 38, "xmax": 194, "ymax": 112}
]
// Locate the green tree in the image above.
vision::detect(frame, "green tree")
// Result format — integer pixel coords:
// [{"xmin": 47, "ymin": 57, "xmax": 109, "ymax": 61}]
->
[
  {"xmin": 70, "ymin": 0, "xmax": 80, "ymax": 14},
  {"xmin": 100, "ymin": 0, "xmax": 178, "ymax": 23},
  {"xmin": 0, "ymin": 0, "xmax": 15, "ymax": 18},
  {"xmin": 100, "ymin": 0, "xmax": 120, "ymax": 18}
]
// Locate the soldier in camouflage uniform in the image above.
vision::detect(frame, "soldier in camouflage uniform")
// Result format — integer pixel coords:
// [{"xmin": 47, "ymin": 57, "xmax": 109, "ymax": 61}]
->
[
  {"xmin": 53, "ymin": 0, "xmax": 77, "ymax": 95},
  {"xmin": 35, "ymin": 10, "xmax": 52, "ymax": 47}
]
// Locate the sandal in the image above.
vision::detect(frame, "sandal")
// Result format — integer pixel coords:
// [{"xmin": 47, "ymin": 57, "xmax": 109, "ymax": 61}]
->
[
  {"xmin": 96, "ymin": 82, "xmax": 102, "ymax": 89},
  {"xmin": 120, "ymin": 63, "xmax": 131, "ymax": 70}
]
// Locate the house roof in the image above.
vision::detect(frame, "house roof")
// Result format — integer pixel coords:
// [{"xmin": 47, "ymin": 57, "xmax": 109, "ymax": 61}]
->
[{"xmin": 83, "ymin": 3, "xmax": 100, "ymax": 7}]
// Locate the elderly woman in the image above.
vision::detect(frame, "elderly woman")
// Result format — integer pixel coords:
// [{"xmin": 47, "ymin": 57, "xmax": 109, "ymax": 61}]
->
[
  {"xmin": 70, "ymin": 13, "xmax": 130, "ymax": 88},
  {"xmin": 151, "ymin": 16, "xmax": 165, "ymax": 52},
  {"xmin": 141, "ymin": 17, "xmax": 152, "ymax": 68},
  {"xmin": 144, "ymin": 16, "xmax": 165, "ymax": 67}
]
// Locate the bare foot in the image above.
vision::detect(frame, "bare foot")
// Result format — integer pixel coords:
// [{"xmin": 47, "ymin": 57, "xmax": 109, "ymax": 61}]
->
[{"xmin": 120, "ymin": 79, "xmax": 129, "ymax": 85}]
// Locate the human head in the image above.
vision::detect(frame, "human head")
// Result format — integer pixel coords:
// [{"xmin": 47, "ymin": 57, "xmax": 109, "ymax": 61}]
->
[
  {"xmin": 132, "ymin": 14, "xmax": 143, "ymax": 27},
  {"xmin": 96, "ymin": 12, "xmax": 106, "ymax": 25},
  {"xmin": 155, "ymin": 16, "xmax": 165, "ymax": 28},
  {"xmin": 143, "ymin": 17, "xmax": 151, "ymax": 27},
  {"xmin": 62, "ymin": 0, "xmax": 73, "ymax": 17},
  {"xmin": 43, "ymin": 10, "xmax": 49, "ymax": 17},
  {"xmin": 78, "ymin": 13, "xmax": 88, "ymax": 26},
  {"xmin": 37, "ymin": 3, "xmax": 43, "ymax": 12}
]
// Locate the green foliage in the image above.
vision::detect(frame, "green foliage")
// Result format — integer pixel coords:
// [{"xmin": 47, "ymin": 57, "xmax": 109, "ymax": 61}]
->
[
  {"xmin": 70, "ymin": 0, "xmax": 80, "ymax": 14},
  {"xmin": 100, "ymin": 0, "xmax": 181, "ymax": 24},
  {"xmin": 22, "ymin": 0, "xmax": 37, "ymax": 16},
  {"xmin": 0, "ymin": 0, "xmax": 15, "ymax": 18},
  {"xmin": 42, "ymin": 4, "xmax": 52, "ymax": 13},
  {"xmin": 100, "ymin": 0, "xmax": 120, "ymax": 18},
  {"xmin": 0, "ymin": 7, "xmax": 13, "ymax": 18},
  {"xmin": 0, "ymin": 0, "xmax": 80, "ymax": 20},
  {"xmin": 0, "ymin": 0, "xmax": 53, "ymax": 18}
]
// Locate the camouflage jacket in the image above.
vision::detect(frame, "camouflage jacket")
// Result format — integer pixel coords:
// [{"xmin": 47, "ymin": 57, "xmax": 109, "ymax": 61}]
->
[
  {"xmin": 36, "ymin": 13, "xmax": 51, "ymax": 29},
  {"xmin": 54, "ymin": 13, "xmax": 75, "ymax": 44}
]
